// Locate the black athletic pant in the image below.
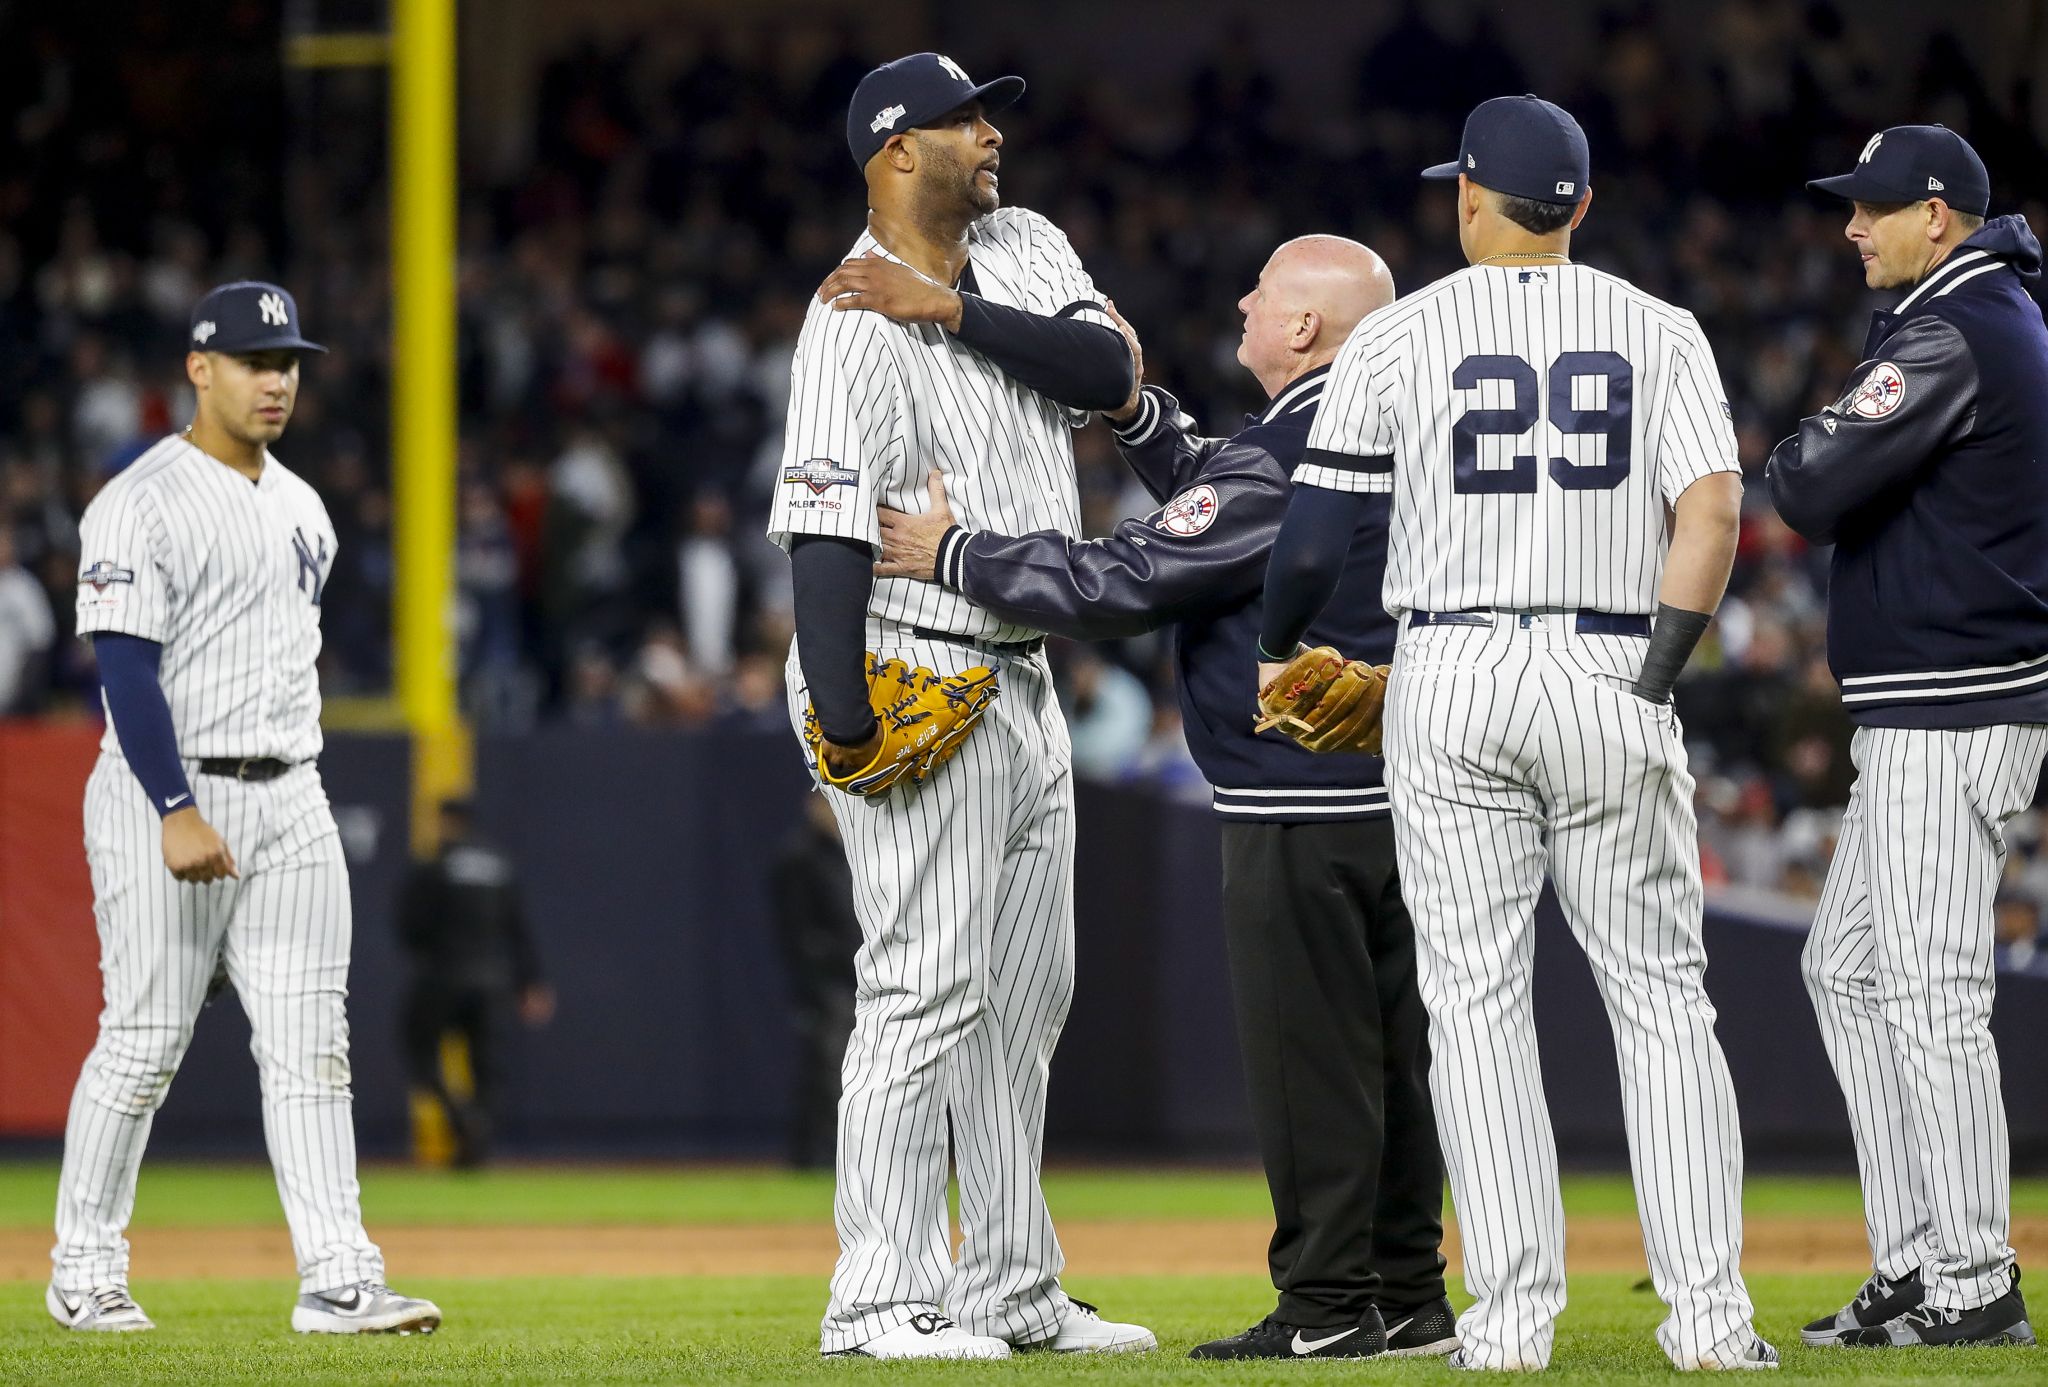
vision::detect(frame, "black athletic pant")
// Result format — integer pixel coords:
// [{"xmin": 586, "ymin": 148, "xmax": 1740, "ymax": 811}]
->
[
  {"xmin": 1220, "ymin": 816, "xmax": 1447, "ymax": 1326},
  {"xmin": 404, "ymin": 982, "xmax": 502, "ymax": 1167}
]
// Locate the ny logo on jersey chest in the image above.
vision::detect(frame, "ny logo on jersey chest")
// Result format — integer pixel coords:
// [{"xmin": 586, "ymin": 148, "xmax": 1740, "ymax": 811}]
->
[{"xmin": 291, "ymin": 527, "xmax": 329, "ymax": 605}]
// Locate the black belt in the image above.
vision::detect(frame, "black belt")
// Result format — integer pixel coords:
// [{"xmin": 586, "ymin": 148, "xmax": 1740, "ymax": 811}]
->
[
  {"xmin": 1409, "ymin": 609, "xmax": 1652, "ymax": 637},
  {"xmin": 197, "ymin": 757, "xmax": 295, "ymax": 782},
  {"xmin": 910, "ymin": 626, "xmax": 1045, "ymax": 657}
]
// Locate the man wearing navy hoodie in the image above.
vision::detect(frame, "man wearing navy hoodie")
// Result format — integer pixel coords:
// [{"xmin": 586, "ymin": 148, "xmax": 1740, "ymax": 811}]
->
[{"xmin": 1770, "ymin": 125, "xmax": 2047, "ymax": 1351}]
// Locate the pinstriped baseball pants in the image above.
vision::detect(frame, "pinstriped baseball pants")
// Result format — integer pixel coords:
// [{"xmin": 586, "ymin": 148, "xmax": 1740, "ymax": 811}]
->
[
  {"xmin": 1803, "ymin": 722, "xmax": 2048, "ymax": 1311},
  {"xmin": 785, "ymin": 632, "xmax": 1075, "ymax": 1353},
  {"xmin": 1382, "ymin": 617, "xmax": 1756, "ymax": 1370},
  {"xmin": 53, "ymin": 757, "xmax": 383, "ymax": 1296}
]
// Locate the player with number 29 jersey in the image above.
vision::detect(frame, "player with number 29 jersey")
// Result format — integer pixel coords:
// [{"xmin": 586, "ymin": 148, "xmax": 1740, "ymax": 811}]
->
[
  {"xmin": 1257, "ymin": 96, "xmax": 1770, "ymax": 1373},
  {"xmin": 1300, "ymin": 263, "xmax": 1737, "ymax": 616}
]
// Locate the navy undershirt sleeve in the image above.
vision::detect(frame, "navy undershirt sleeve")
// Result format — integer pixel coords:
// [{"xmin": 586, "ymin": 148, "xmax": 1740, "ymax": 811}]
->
[
  {"xmin": 94, "ymin": 633, "xmax": 196, "ymax": 817},
  {"xmin": 952, "ymin": 294, "xmax": 1135, "ymax": 412},
  {"xmin": 790, "ymin": 535, "xmax": 879, "ymax": 746},
  {"xmin": 1257, "ymin": 486, "xmax": 1373, "ymax": 659}
]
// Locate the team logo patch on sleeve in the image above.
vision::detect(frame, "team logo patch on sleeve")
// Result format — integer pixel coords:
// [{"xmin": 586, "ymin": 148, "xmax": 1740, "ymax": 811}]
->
[
  {"xmin": 1157, "ymin": 484, "xmax": 1220, "ymax": 537},
  {"xmin": 1847, "ymin": 361, "xmax": 1905, "ymax": 419}
]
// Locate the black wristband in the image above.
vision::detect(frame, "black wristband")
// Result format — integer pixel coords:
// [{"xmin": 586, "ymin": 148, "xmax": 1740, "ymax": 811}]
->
[{"xmin": 1632, "ymin": 603, "xmax": 1713, "ymax": 704}]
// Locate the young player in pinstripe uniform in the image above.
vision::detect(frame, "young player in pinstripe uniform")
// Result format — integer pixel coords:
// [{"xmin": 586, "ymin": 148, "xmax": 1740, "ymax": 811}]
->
[
  {"xmin": 1258, "ymin": 98, "xmax": 1774, "ymax": 1370},
  {"xmin": 1772, "ymin": 125, "xmax": 2045, "ymax": 1350},
  {"xmin": 767, "ymin": 54, "xmax": 1150, "ymax": 1360},
  {"xmin": 49, "ymin": 282, "xmax": 437, "ymax": 1336}
]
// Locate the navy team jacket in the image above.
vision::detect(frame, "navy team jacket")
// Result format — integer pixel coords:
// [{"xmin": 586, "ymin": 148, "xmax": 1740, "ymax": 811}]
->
[
  {"xmin": 929, "ymin": 364, "xmax": 1397, "ymax": 822},
  {"xmin": 1767, "ymin": 215, "xmax": 2048, "ymax": 728}
]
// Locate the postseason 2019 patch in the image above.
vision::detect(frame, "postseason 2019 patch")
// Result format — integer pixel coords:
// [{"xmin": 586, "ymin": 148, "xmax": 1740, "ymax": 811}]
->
[
  {"xmin": 783, "ymin": 459, "xmax": 860, "ymax": 511},
  {"xmin": 78, "ymin": 559, "xmax": 136, "ymax": 611}
]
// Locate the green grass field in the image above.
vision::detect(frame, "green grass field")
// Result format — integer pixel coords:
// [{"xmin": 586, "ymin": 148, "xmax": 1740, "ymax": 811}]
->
[{"xmin": 0, "ymin": 1163, "xmax": 2041, "ymax": 1385}]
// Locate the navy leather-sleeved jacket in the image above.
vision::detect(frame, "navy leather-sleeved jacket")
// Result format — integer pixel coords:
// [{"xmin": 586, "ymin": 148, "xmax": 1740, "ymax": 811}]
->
[
  {"xmin": 1767, "ymin": 215, "xmax": 2048, "ymax": 727},
  {"xmin": 929, "ymin": 366, "xmax": 1398, "ymax": 821}
]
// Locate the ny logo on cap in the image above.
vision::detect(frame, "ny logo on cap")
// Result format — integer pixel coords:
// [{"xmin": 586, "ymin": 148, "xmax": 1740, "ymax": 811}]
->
[
  {"xmin": 1859, "ymin": 132, "xmax": 1884, "ymax": 164},
  {"xmin": 192, "ymin": 321, "xmax": 216, "ymax": 345},
  {"xmin": 259, "ymin": 292, "xmax": 288, "ymax": 327},
  {"xmin": 871, "ymin": 103, "xmax": 906, "ymax": 134},
  {"xmin": 935, "ymin": 54, "xmax": 969, "ymax": 82}
]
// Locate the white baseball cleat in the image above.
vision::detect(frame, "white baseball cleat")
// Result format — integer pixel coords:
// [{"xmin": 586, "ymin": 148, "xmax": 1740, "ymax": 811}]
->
[
  {"xmin": 1033, "ymin": 1298, "xmax": 1158, "ymax": 1353},
  {"xmin": 834, "ymin": 1311, "xmax": 1011, "ymax": 1359},
  {"xmin": 1698, "ymin": 1337, "xmax": 1782, "ymax": 1370},
  {"xmin": 291, "ymin": 1280, "xmax": 442, "ymax": 1334},
  {"xmin": 47, "ymin": 1283, "xmax": 155, "ymax": 1332}
]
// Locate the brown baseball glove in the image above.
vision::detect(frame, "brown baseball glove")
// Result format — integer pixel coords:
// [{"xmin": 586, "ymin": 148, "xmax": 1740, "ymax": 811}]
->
[
  {"xmin": 804, "ymin": 654, "xmax": 1000, "ymax": 797},
  {"xmin": 1255, "ymin": 645, "xmax": 1391, "ymax": 756}
]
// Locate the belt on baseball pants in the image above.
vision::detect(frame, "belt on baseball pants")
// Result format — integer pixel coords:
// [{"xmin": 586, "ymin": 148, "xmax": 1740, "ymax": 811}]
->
[
  {"xmin": 910, "ymin": 626, "xmax": 1046, "ymax": 658},
  {"xmin": 196, "ymin": 757, "xmax": 296, "ymax": 782},
  {"xmin": 1408, "ymin": 609, "xmax": 1653, "ymax": 637}
]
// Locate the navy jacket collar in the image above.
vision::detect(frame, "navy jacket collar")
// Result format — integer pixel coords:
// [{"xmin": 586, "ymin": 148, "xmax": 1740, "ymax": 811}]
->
[
  {"xmin": 1864, "ymin": 215, "xmax": 2042, "ymax": 355},
  {"xmin": 1251, "ymin": 362, "xmax": 1333, "ymax": 428}
]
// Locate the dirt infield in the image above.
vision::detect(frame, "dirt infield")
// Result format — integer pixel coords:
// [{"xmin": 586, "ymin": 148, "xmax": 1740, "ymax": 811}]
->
[{"xmin": 5, "ymin": 1217, "xmax": 2045, "ymax": 1282}]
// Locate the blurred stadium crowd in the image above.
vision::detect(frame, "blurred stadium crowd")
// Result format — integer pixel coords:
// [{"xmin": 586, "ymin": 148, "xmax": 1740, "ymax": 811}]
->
[{"xmin": 1, "ymin": 3, "xmax": 2045, "ymax": 932}]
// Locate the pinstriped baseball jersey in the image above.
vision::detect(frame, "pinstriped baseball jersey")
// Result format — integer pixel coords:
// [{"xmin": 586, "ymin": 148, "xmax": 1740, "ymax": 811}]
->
[
  {"xmin": 767, "ymin": 208, "xmax": 1108, "ymax": 643},
  {"xmin": 1298, "ymin": 263, "xmax": 1737, "ymax": 617},
  {"xmin": 75, "ymin": 434, "xmax": 336, "ymax": 770}
]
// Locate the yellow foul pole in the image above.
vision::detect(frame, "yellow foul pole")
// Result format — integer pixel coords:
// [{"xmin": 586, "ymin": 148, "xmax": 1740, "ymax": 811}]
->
[{"xmin": 390, "ymin": 0, "xmax": 469, "ymax": 850}]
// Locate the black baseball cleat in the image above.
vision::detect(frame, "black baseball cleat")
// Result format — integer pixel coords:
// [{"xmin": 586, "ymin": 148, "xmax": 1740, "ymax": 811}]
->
[
  {"xmin": 1848, "ymin": 1276, "xmax": 2035, "ymax": 1348},
  {"xmin": 1380, "ymin": 1296, "xmax": 1460, "ymax": 1357},
  {"xmin": 1189, "ymin": 1307, "xmax": 1386, "ymax": 1360},
  {"xmin": 1801, "ymin": 1267, "xmax": 1924, "ymax": 1346}
]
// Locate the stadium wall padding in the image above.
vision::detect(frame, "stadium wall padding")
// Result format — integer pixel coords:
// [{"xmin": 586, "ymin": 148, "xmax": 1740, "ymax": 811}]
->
[{"xmin": 3, "ymin": 725, "xmax": 2044, "ymax": 1168}]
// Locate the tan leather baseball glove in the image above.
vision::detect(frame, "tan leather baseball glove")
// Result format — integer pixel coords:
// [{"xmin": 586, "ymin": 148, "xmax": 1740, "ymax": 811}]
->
[
  {"xmin": 1255, "ymin": 645, "xmax": 1391, "ymax": 756},
  {"xmin": 804, "ymin": 654, "xmax": 1000, "ymax": 797}
]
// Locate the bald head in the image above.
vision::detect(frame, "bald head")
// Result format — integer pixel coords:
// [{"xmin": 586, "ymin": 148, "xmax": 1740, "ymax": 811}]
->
[{"xmin": 1236, "ymin": 235, "xmax": 1395, "ymax": 397}]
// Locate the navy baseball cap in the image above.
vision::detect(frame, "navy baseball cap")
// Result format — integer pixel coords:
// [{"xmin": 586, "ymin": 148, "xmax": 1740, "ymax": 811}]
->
[
  {"xmin": 187, "ymin": 280, "xmax": 325, "ymax": 355},
  {"xmin": 1807, "ymin": 124, "xmax": 1989, "ymax": 216},
  {"xmin": 846, "ymin": 52, "xmax": 1024, "ymax": 169},
  {"xmin": 1421, "ymin": 94, "xmax": 1590, "ymax": 206}
]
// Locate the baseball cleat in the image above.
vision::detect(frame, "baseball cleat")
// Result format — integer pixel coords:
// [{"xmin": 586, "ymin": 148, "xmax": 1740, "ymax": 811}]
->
[
  {"xmin": 1189, "ymin": 1308, "xmax": 1385, "ymax": 1359},
  {"xmin": 830, "ymin": 1310, "xmax": 1010, "ymax": 1359},
  {"xmin": 47, "ymin": 1283, "xmax": 154, "ymax": 1332},
  {"xmin": 1381, "ymin": 1297, "xmax": 1460, "ymax": 1357},
  {"xmin": 1848, "ymin": 1278, "xmax": 2034, "ymax": 1348},
  {"xmin": 291, "ymin": 1281, "xmax": 442, "ymax": 1334},
  {"xmin": 1032, "ymin": 1298, "xmax": 1157, "ymax": 1353},
  {"xmin": 1701, "ymin": 1337, "xmax": 1782, "ymax": 1370},
  {"xmin": 1801, "ymin": 1266, "xmax": 1924, "ymax": 1346}
]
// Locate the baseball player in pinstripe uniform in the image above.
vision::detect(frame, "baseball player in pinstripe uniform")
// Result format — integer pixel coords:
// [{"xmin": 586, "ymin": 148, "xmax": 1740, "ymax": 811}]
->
[
  {"xmin": 1771, "ymin": 124, "xmax": 2045, "ymax": 1350},
  {"xmin": 874, "ymin": 240, "xmax": 1460, "ymax": 1361},
  {"xmin": 766, "ymin": 54, "xmax": 1151, "ymax": 1360},
  {"xmin": 1257, "ymin": 97, "xmax": 1774, "ymax": 1370},
  {"xmin": 49, "ymin": 282, "xmax": 437, "ymax": 1336}
]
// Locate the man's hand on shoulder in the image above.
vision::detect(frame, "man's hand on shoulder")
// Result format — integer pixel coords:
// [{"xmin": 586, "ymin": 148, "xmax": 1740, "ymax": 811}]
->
[
  {"xmin": 1102, "ymin": 299, "xmax": 1145, "ymax": 423},
  {"xmin": 876, "ymin": 470, "xmax": 957, "ymax": 581},
  {"xmin": 818, "ymin": 252, "xmax": 964, "ymax": 331},
  {"xmin": 162, "ymin": 806, "xmax": 238, "ymax": 884}
]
